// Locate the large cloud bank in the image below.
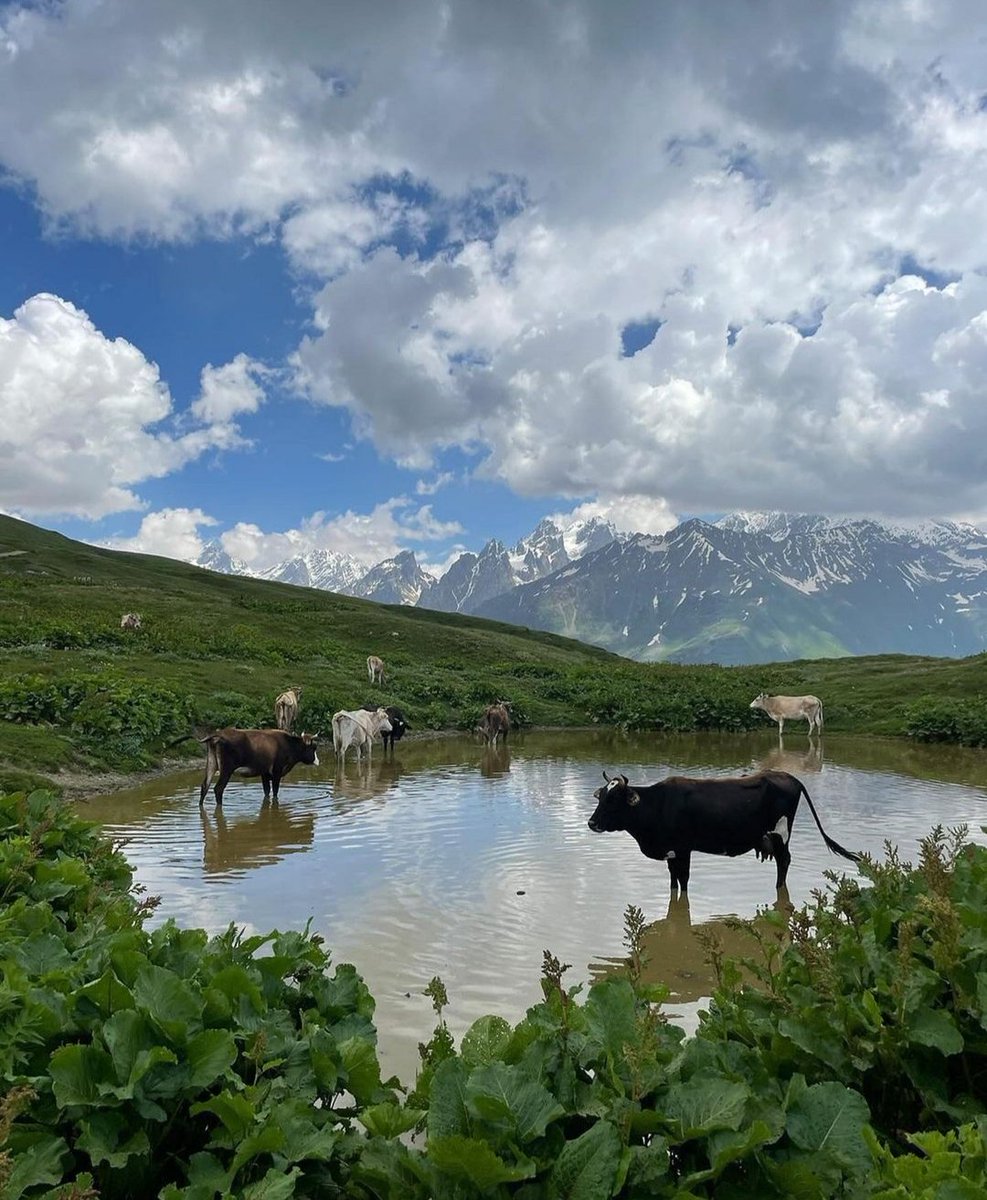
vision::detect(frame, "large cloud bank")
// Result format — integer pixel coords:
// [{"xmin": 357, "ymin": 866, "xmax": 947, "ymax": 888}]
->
[{"xmin": 3, "ymin": 0, "xmax": 987, "ymax": 523}]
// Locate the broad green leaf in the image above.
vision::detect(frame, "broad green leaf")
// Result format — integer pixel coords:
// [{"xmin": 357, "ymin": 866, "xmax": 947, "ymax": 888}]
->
[
  {"xmin": 14, "ymin": 933, "xmax": 71, "ymax": 976},
  {"xmin": 187, "ymin": 1150, "xmax": 235, "ymax": 1195},
  {"xmin": 360, "ymin": 1101, "xmax": 426, "ymax": 1138},
  {"xmin": 548, "ymin": 1120, "xmax": 622, "ymax": 1200},
  {"xmin": 785, "ymin": 1081, "xmax": 871, "ymax": 1174},
  {"xmin": 186, "ymin": 1028, "xmax": 237, "ymax": 1088},
  {"xmin": 663, "ymin": 1074, "xmax": 750, "ymax": 1137},
  {"xmin": 74, "ymin": 969, "xmax": 134, "ymax": 1017},
  {"xmin": 191, "ymin": 1089, "xmax": 255, "ymax": 1141},
  {"xmin": 77, "ymin": 1110, "xmax": 149, "ymax": 1168},
  {"xmin": 232, "ymin": 1123, "xmax": 286, "ymax": 1174},
  {"xmin": 583, "ymin": 978, "xmax": 638, "ymax": 1065},
  {"xmin": 243, "ymin": 1165, "xmax": 302, "ymax": 1199},
  {"xmin": 460, "ymin": 1015, "xmax": 513, "ymax": 1067},
  {"xmin": 1, "ymin": 1133, "xmax": 66, "ymax": 1200},
  {"xmin": 427, "ymin": 1057, "xmax": 472, "ymax": 1140},
  {"xmin": 48, "ymin": 1043, "xmax": 116, "ymax": 1107},
  {"xmin": 908, "ymin": 1008, "xmax": 964, "ymax": 1055},
  {"xmin": 133, "ymin": 963, "xmax": 203, "ymax": 1041},
  {"xmin": 338, "ymin": 1034, "xmax": 382, "ymax": 1104},
  {"xmin": 466, "ymin": 1061, "xmax": 565, "ymax": 1143},
  {"xmin": 428, "ymin": 1134, "xmax": 536, "ymax": 1188}
]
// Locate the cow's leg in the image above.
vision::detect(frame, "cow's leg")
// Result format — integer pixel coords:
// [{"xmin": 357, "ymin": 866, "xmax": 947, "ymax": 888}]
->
[
  {"xmin": 261, "ymin": 772, "xmax": 272, "ymax": 801},
  {"xmin": 773, "ymin": 837, "xmax": 792, "ymax": 889},
  {"xmin": 271, "ymin": 769, "xmax": 282, "ymax": 801},
  {"xmin": 777, "ymin": 717, "xmax": 785, "ymax": 735},
  {"xmin": 666, "ymin": 852, "xmax": 691, "ymax": 893},
  {"xmin": 214, "ymin": 764, "xmax": 234, "ymax": 806}
]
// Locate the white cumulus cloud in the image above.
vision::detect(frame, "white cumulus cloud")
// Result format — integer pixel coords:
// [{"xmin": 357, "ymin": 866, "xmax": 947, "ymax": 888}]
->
[{"xmin": 102, "ymin": 507, "xmax": 218, "ymax": 560}]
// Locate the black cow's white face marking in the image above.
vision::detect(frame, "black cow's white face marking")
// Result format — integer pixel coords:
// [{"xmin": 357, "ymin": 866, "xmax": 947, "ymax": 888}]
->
[{"xmin": 588, "ymin": 772, "xmax": 638, "ymax": 832}]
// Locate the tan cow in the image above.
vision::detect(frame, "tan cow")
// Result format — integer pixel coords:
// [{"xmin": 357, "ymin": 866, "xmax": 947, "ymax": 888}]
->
[
  {"xmin": 749, "ymin": 693, "xmax": 824, "ymax": 736},
  {"xmin": 332, "ymin": 707, "xmax": 393, "ymax": 764},
  {"xmin": 274, "ymin": 687, "xmax": 302, "ymax": 732},
  {"xmin": 367, "ymin": 655, "xmax": 386, "ymax": 685},
  {"xmin": 120, "ymin": 612, "xmax": 142, "ymax": 631}
]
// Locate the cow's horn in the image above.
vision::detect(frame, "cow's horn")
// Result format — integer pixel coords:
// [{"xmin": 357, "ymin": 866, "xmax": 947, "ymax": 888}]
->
[
  {"xmin": 620, "ymin": 774, "xmax": 629, "ymax": 785},
  {"xmin": 602, "ymin": 770, "xmax": 610, "ymax": 782}
]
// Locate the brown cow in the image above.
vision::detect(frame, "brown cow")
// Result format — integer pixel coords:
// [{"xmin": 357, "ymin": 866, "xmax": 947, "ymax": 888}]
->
[
  {"xmin": 199, "ymin": 728, "xmax": 319, "ymax": 806},
  {"xmin": 478, "ymin": 702, "xmax": 511, "ymax": 747},
  {"xmin": 274, "ymin": 687, "xmax": 302, "ymax": 732}
]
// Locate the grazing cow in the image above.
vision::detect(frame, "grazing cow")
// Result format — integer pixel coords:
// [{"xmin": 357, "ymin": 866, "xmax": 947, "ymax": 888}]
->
[
  {"xmin": 120, "ymin": 612, "xmax": 142, "ymax": 631},
  {"xmin": 750, "ymin": 692, "xmax": 824, "ymax": 735},
  {"xmin": 477, "ymin": 702, "xmax": 511, "ymax": 747},
  {"xmin": 361, "ymin": 704, "xmax": 409, "ymax": 751},
  {"xmin": 587, "ymin": 769, "xmax": 859, "ymax": 893},
  {"xmin": 332, "ymin": 707, "xmax": 393, "ymax": 763},
  {"xmin": 274, "ymin": 687, "xmax": 302, "ymax": 732},
  {"xmin": 367, "ymin": 655, "xmax": 386, "ymax": 685},
  {"xmin": 199, "ymin": 728, "xmax": 320, "ymax": 806}
]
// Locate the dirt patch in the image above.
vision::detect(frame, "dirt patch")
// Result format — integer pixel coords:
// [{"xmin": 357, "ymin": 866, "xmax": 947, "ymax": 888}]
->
[{"xmin": 58, "ymin": 755, "xmax": 202, "ymax": 803}]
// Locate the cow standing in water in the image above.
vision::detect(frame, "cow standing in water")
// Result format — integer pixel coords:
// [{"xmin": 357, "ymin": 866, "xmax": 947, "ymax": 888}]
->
[
  {"xmin": 587, "ymin": 770, "xmax": 859, "ymax": 893},
  {"xmin": 750, "ymin": 693, "xmax": 824, "ymax": 736},
  {"xmin": 199, "ymin": 729, "xmax": 320, "ymax": 806},
  {"xmin": 477, "ymin": 702, "xmax": 511, "ymax": 747}
]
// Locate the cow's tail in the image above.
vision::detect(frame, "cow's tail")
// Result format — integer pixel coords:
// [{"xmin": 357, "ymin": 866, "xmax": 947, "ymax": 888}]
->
[
  {"xmin": 799, "ymin": 782, "xmax": 860, "ymax": 863},
  {"xmin": 331, "ymin": 713, "xmax": 343, "ymax": 755},
  {"xmin": 816, "ymin": 701, "xmax": 824, "ymax": 730}
]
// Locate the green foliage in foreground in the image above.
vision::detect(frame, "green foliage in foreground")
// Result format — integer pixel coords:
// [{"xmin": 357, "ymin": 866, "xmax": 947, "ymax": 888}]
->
[{"xmin": 3, "ymin": 792, "xmax": 987, "ymax": 1198}]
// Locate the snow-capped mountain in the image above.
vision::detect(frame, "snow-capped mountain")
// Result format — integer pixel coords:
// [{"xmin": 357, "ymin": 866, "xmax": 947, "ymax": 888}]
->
[
  {"xmin": 258, "ymin": 548, "xmax": 363, "ymax": 593},
  {"xmin": 477, "ymin": 514, "xmax": 987, "ymax": 663},
  {"xmin": 194, "ymin": 512, "xmax": 987, "ymax": 663},
  {"xmin": 196, "ymin": 539, "xmax": 251, "ymax": 576},
  {"xmin": 350, "ymin": 550, "xmax": 435, "ymax": 606}
]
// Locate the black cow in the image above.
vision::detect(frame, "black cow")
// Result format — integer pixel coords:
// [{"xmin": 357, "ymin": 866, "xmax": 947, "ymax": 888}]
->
[
  {"xmin": 587, "ymin": 770, "xmax": 860, "ymax": 892},
  {"xmin": 361, "ymin": 704, "xmax": 409, "ymax": 751},
  {"xmin": 199, "ymin": 728, "xmax": 319, "ymax": 806}
]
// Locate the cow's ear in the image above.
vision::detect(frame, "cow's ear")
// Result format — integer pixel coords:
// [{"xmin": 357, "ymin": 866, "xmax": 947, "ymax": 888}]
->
[{"xmin": 627, "ymin": 789, "xmax": 641, "ymax": 806}]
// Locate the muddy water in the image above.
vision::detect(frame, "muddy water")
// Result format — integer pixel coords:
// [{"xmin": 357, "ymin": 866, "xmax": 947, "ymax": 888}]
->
[{"xmin": 83, "ymin": 730, "xmax": 987, "ymax": 1083}]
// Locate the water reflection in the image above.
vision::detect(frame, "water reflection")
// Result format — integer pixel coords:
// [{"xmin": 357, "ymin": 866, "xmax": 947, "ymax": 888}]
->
[
  {"xmin": 331, "ymin": 758, "xmax": 404, "ymax": 805},
  {"xmin": 480, "ymin": 746, "xmax": 511, "ymax": 778},
  {"xmin": 594, "ymin": 889, "xmax": 793, "ymax": 1004},
  {"xmin": 200, "ymin": 802, "xmax": 316, "ymax": 876},
  {"xmin": 754, "ymin": 737, "xmax": 824, "ymax": 775}
]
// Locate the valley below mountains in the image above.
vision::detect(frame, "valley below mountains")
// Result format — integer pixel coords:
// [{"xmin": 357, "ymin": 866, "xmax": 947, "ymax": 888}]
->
[{"xmin": 197, "ymin": 512, "xmax": 987, "ymax": 665}]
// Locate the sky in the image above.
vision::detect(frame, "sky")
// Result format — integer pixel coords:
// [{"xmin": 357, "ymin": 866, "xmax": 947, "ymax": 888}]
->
[{"xmin": 3, "ymin": 0, "xmax": 987, "ymax": 576}]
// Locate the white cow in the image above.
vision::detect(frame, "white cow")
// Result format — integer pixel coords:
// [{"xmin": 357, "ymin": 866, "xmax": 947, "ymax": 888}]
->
[
  {"xmin": 274, "ymin": 687, "xmax": 302, "ymax": 732},
  {"xmin": 120, "ymin": 612, "xmax": 142, "ymax": 631},
  {"xmin": 749, "ymin": 692, "xmax": 824, "ymax": 736},
  {"xmin": 367, "ymin": 655, "xmax": 386, "ymax": 685},
  {"xmin": 332, "ymin": 707, "xmax": 393, "ymax": 763}
]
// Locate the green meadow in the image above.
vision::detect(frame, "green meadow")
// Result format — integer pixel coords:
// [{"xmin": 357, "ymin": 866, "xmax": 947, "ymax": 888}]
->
[{"xmin": 1, "ymin": 513, "xmax": 986, "ymax": 794}]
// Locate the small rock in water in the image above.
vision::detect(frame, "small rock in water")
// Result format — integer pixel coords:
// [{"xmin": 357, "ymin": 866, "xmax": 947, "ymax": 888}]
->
[{"xmin": 516, "ymin": 889, "xmax": 526, "ymax": 896}]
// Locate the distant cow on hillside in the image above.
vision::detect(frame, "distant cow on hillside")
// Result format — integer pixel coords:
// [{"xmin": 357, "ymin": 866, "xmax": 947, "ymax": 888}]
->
[
  {"xmin": 199, "ymin": 728, "xmax": 320, "ymax": 806},
  {"xmin": 367, "ymin": 655, "xmax": 386, "ymax": 685},
  {"xmin": 274, "ymin": 687, "xmax": 302, "ymax": 732},
  {"xmin": 750, "ymin": 693, "xmax": 824, "ymax": 735},
  {"xmin": 120, "ymin": 612, "xmax": 142, "ymax": 631}
]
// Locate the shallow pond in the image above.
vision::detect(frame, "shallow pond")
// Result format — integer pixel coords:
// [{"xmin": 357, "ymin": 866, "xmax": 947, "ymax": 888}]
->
[{"xmin": 84, "ymin": 730, "xmax": 987, "ymax": 1083}]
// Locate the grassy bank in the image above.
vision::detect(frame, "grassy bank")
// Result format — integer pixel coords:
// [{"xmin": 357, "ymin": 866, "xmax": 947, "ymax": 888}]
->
[
  {"xmin": 1, "ymin": 513, "xmax": 987, "ymax": 795},
  {"xmin": 3, "ymin": 788, "xmax": 987, "ymax": 1198}
]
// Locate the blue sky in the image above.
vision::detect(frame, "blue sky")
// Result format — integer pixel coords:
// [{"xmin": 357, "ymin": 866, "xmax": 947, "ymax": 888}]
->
[{"xmin": 2, "ymin": 1, "xmax": 987, "ymax": 576}]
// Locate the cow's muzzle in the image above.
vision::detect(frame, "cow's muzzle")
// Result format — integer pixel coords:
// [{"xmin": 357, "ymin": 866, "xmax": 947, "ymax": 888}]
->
[{"xmin": 587, "ymin": 818, "xmax": 601, "ymax": 833}]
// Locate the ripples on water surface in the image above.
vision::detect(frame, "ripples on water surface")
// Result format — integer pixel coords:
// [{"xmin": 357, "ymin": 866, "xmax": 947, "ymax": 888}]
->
[{"xmin": 84, "ymin": 730, "xmax": 987, "ymax": 1081}]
